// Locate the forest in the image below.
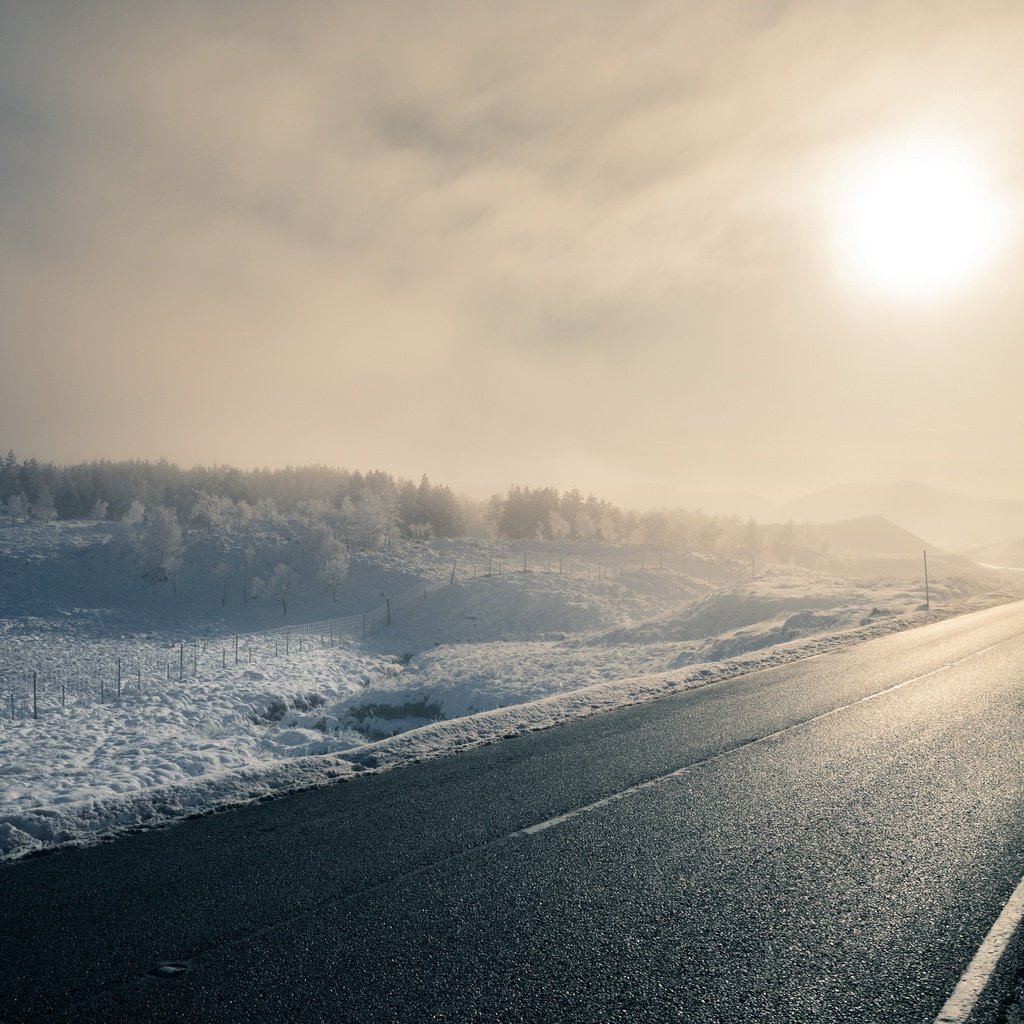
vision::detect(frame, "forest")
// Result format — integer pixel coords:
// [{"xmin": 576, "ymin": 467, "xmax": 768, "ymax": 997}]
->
[{"xmin": 0, "ymin": 452, "xmax": 770, "ymax": 569}]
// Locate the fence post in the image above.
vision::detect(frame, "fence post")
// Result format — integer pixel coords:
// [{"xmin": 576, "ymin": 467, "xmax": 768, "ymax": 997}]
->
[
  {"xmin": 179, "ymin": 643, "xmax": 184, "ymax": 682},
  {"xmin": 61, "ymin": 683, "xmax": 65, "ymax": 708},
  {"xmin": 137, "ymin": 666, "xmax": 142, "ymax": 694},
  {"xmin": 117, "ymin": 657, "xmax": 122, "ymax": 699},
  {"xmin": 286, "ymin": 629, "xmax": 290, "ymax": 655},
  {"xmin": 33, "ymin": 671, "xmax": 37, "ymax": 719},
  {"xmin": 450, "ymin": 560, "xmax": 457, "ymax": 585},
  {"xmin": 234, "ymin": 636, "xmax": 239, "ymax": 665}
]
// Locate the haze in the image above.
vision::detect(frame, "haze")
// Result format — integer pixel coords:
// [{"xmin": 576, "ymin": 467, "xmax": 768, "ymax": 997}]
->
[{"xmin": 2, "ymin": 1, "xmax": 1023, "ymax": 502}]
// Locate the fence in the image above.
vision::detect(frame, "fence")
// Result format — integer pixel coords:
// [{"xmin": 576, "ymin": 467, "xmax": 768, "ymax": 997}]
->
[{"xmin": 2, "ymin": 546, "xmax": 735, "ymax": 723}]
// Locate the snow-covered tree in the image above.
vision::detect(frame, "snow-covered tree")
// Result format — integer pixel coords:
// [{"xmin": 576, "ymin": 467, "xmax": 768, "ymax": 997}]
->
[
  {"xmin": 574, "ymin": 511, "xmax": 597, "ymax": 540},
  {"xmin": 122, "ymin": 500, "xmax": 145, "ymax": 525},
  {"xmin": 321, "ymin": 543, "xmax": 350, "ymax": 602},
  {"xmin": 5, "ymin": 493, "xmax": 27, "ymax": 521},
  {"xmin": 598, "ymin": 512, "xmax": 618, "ymax": 544},
  {"xmin": 91, "ymin": 499, "xmax": 109, "ymax": 521},
  {"xmin": 548, "ymin": 510, "xmax": 571, "ymax": 541},
  {"xmin": 190, "ymin": 492, "xmax": 235, "ymax": 531},
  {"xmin": 348, "ymin": 490, "xmax": 394, "ymax": 550},
  {"xmin": 269, "ymin": 562, "xmax": 300, "ymax": 615},
  {"xmin": 29, "ymin": 488, "xmax": 57, "ymax": 523},
  {"xmin": 138, "ymin": 506, "xmax": 184, "ymax": 583}
]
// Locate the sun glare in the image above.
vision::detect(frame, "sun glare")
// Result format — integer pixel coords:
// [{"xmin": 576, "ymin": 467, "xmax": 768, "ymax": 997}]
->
[{"xmin": 835, "ymin": 145, "xmax": 1001, "ymax": 299}]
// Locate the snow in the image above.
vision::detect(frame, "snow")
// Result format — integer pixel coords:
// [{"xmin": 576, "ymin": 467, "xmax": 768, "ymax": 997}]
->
[{"xmin": 0, "ymin": 524, "xmax": 1017, "ymax": 862}]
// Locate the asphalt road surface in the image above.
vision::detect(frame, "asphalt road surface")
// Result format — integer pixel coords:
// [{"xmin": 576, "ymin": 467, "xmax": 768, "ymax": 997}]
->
[{"xmin": 3, "ymin": 600, "xmax": 1024, "ymax": 1023}]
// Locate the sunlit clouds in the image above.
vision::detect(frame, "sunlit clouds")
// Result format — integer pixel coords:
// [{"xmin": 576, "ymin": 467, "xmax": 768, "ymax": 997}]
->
[{"xmin": 1, "ymin": 1, "xmax": 1023, "ymax": 500}]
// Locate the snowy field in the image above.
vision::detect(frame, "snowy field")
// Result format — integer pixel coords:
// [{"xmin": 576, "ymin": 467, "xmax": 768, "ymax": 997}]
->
[{"xmin": 1, "ymin": 523, "xmax": 1018, "ymax": 861}]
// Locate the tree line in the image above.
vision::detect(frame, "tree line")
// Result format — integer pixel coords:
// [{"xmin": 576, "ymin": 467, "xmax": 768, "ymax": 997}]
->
[
  {"xmin": 0, "ymin": 452, "xmax": 464, "ymax": 541},
  {"xmin": 0, "ymin": 451, "xmax": 781, "ymax": 564}
]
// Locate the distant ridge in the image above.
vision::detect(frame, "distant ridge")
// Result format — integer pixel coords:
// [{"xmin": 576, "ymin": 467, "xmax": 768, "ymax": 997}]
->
[
  {"xmin": 603, "ymin": 480, "xmax": 1023, "ymax": 553},
  {"xmin": 781, "ymin": 481, "xmax": 1024, "ymax": 552},
  {"xmin": 813, "ymin": 516, "xmax": 937, "ymax": 557}
]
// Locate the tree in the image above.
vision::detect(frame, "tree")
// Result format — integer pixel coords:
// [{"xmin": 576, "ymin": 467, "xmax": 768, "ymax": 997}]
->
[
  {"xmin": 91, "ymin": 499, "xmax": 109, "ymax": 521},
  {"xmin": 349, "ymin": 490, "xmax": 393, "ymax": 550},
  {"xmin": 574, "ymin": 510, "xmax": 596, "ymax": 540},
  {"xmin": 270, "ymin": 563, "xmax": 300, "ymax": 615},
  {"xmin": 30, "ymin": 488, "xmax": 57, "ymax": 523},
  {"xmin": 5, "ymin": 493, "xmax": 27, "ymax": 521},
  {"xmin": 122, "ymin": 499, "xmax": 145, "ymax": 524},
  {"xmin": 190, "ymin": 492, "xmax": 235, "ymax": 531},
  {"xmin": 138, "ymin": 506, "xmax": 184, "ymax": 583},
  {"xmin": 321, "ymin": 544, "xmax": 350, "ymax": 602},
  {"xmin": 777, "ymin": 519, "xmax": 796, "ymax": 565},
  {"xmin": 548, "ymin": 510, "xmax": 571, "ymax": 541},
  {"xmin": 211, "ymin": 560, "xmax": 230, "ymax": 607},
  {"xmin": 744, "ymin": 517, "xmax": 761, "ymax": 575},
  {"xmin": 699, "ymin": 519, "xmax": 722, "ymax": 553}
]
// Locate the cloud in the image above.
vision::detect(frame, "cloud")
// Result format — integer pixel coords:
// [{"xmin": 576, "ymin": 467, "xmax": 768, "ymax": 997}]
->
[{"xmin": 2, "ymin": 0, "xmax": 1024, "ymax": 498}]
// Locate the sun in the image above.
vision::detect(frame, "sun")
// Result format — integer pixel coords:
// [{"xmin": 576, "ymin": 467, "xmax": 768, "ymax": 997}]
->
[{"xmin": 835, "ymin": 144, "xmax": 1001, "ymax": 299}]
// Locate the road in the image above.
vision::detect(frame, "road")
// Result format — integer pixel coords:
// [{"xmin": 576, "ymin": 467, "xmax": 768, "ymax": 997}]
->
[{"xmin": 2, "ymin": 600, "xmax": 1024, "ymax": 1023}]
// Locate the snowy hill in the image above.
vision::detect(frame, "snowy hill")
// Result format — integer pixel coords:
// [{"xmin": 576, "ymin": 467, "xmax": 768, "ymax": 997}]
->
[{"xmin": 0, "ymin": 524, "xmax": 1017, "ymax": 861}]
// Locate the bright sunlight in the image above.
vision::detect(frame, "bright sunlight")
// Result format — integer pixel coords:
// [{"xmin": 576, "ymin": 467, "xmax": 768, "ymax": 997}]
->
[{"xmin": 836, "ymin": 144, "xmax": 1002, "ymax": 299}]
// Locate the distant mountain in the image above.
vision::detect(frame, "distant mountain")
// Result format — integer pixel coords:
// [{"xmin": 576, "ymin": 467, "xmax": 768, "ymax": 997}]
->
[
  {"xmin": 782, "ymin": 482, "xmax": 1024, "ymax": 552},
  {"xmin": 601, "ymin": 484, "xmax": 779, "ymax": 520},
  {"xmin": 812, "ymin": 516, "xmax": 937, "ymax": 557}
]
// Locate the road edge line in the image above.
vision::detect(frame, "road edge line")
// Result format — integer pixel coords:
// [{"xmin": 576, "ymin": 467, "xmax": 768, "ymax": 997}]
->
[{"xmin": 934, "ymin": 873, "xmax": 1024, "ymax": 1024}]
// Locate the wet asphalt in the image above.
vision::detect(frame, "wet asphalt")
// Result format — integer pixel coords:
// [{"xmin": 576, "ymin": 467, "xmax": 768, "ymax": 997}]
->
[{"xmin": 2, "ymin": 600, "xmax": 1024, "ymax": 1023}]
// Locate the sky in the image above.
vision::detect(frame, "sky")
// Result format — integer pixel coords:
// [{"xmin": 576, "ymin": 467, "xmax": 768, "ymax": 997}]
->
[{"xmin": 2, "ymin": 0, "xmax": 1023, "ymax": 502}]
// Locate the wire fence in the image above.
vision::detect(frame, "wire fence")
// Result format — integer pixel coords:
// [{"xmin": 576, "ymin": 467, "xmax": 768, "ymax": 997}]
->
[{"xmin": 1, "ymin": 546, "xmax": 734, "ymax": 723}]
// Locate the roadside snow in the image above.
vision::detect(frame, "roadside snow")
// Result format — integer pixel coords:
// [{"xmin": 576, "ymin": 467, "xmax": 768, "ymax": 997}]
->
[{"xmin": 0, "ymin": 532, "xmax": 1015, "ymax": 862}]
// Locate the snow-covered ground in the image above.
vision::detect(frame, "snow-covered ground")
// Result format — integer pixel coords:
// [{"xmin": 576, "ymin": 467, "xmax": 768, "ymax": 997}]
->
[{"xmin": 1, "ymin": 524, "xmax": 1018, "ymax": 862}]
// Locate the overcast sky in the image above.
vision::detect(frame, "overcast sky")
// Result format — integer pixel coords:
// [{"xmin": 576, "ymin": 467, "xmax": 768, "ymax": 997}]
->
[{"xmin": 2, "ymin": 0, "xmax": 1023, "ymax": 501}]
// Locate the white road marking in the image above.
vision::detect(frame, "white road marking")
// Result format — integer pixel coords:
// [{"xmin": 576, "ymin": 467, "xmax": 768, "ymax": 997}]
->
[
  {"xmin": 515, "ymin": 633, "xmax": 1020, "ymax": 838},
  {"xmin": 933, "ymin": 873, "xmax": 1024, "ymax": 1024}
]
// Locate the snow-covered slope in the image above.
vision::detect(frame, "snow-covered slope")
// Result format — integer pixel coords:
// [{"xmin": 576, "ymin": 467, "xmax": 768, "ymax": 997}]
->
[{"xmin": 0, "ymin": 526, "xmax": 1015, "ymax": 861}]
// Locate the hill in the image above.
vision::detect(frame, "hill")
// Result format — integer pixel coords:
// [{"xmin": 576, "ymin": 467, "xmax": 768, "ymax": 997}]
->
[
  {"xmin": 782, "ymin": 482, "xmax": 1024, "ymax": 552},
  {"xmin": 812, "ymin": 516, "xmax": 936, "ymax": 557}
]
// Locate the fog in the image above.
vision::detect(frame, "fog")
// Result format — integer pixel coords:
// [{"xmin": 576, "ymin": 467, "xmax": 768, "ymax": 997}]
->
[{"xmin": 2, "ymin": 0, "xmax": 1023, "ymax": 501}]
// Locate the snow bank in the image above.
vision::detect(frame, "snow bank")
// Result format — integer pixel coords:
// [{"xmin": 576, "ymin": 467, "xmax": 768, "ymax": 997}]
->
[
  {"xmin": 0, "ymin": 601, "xmax": 989, "ymax": 863},
  {"xmin": 0, "ymin": 530, "xmax": 1015, "ymax": 863}
]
